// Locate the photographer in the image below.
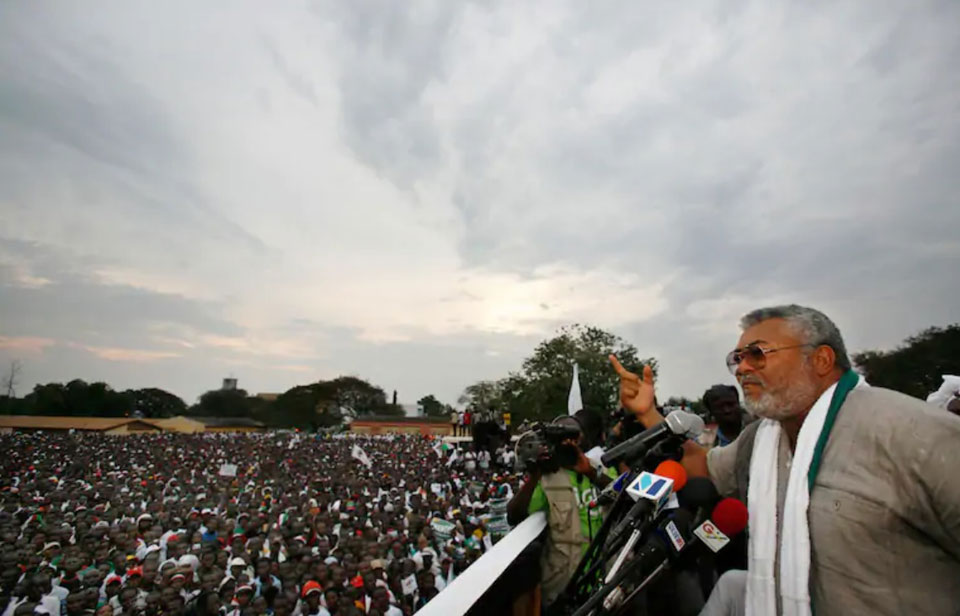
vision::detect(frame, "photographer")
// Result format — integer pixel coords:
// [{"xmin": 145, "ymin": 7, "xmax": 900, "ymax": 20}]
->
[{"xmin": 506, "ymin": 410, "xmax": 613, "ymax": 607}]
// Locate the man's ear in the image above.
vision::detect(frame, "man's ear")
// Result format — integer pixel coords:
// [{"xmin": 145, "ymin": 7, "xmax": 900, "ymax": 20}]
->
[{"xmin": 811, "ymin": 345, "xmax": 837, "ymax": 377}]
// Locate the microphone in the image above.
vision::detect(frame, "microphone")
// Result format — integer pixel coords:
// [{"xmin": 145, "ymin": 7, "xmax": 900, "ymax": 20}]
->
[
  {"xmin": 605, "ymin": 462, "xmax": 687, "ymax": 557},
  {"xmin": 594, "ymin": 499, "xmax": 749, "ymax": 615},
  {"xmin": 654, "ymin": 460, "xmax": 687, "ymax": 492},
  {"xmin": 673, "ymin": 498, "xmax": 749, "ymax": 564},
  {"xmin": 589, "ymin": 470, "xmax": 631, "ymax": 509},
  {"xmin": 677, "ymin": 476, "xmax": 721, "ymax": 522},
  {"xmin": 601, "ymin": 411, "xmax": 705, "ymax": 467},
  {"xmin": 581, "ymin": 509, "xmax": 695, "ymax": 616},
  {"xmin": 694, "ymin": 498, "xmax": 749, "ymax": 550}
]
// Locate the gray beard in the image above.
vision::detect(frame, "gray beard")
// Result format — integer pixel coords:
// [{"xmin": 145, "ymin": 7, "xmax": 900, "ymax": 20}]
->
[{"xmin": 743, "ymin": 373, "xmax": 819, "ymax": 421}]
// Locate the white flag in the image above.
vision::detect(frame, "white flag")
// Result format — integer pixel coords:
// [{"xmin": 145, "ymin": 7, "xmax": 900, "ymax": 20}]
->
[
  {"xmin": 351, "ymin": 445, "xmax": 372, "ymax": 468},
  {"xmin": 568, "ymin": 362, "xmax": 583, "ymax": 415},
  {"xmin": 927, "ymin": 375, "xmax": 960, "ymax": 408},
  {"xmin": 401, "ymin": 573, "xmax": 418, "ymax": 596},
  {"xmin": 446, "ymin": 448, "xmax": 459, "ymax": 467}
]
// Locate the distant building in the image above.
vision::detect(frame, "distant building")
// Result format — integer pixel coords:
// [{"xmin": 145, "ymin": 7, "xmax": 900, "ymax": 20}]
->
[
  {"xmin": 0, "ymin": 416, "xmax": 165, "ymax": 435},
  {"xmin": 222, "ymin": 378, "xmax": 238, "ymax": 391},
  {"xmin": 0, "ymin": 415, "xmax": 266, "ymax": 435},
  {"xmin": 350, "ymin": 416, "xmax": 453, "ymax": 437},
  {"xmin": 186, "ymin": 416, "xmax": 267, "ymax": 433}
]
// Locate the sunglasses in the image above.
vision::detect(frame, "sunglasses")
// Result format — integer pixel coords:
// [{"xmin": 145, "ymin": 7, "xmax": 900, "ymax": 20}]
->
[{"xmin": 725, "ymin": 343, "xmax": 815, "ymax": 375}]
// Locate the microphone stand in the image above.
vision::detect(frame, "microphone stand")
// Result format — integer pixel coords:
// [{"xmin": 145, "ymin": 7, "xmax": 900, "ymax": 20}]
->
[
  {"xmin": 555, "ymin": 438, "xmax": 687, "ymax": 613},
  {"xmin": 568, "ymin": 535, "xmax": 669, "ymax": 616},
  {"xmin": 560, "ymin": 477, "xmax": 636, "ymax": 605}
]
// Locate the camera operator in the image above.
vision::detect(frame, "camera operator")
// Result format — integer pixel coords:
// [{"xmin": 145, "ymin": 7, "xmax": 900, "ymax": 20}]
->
[{"xmin": 506, "ymin": 410, "xmax": 614, "ymax": 608}]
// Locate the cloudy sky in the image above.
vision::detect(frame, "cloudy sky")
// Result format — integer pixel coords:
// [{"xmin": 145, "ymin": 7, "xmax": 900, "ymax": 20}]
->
[{"xmin": 1, "ymin": 1, "xmax": 958, "ymax": 409}]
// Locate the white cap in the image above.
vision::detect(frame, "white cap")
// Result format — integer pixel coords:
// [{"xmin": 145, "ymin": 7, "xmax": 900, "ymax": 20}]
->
[
  {"xmin": 39, "ymin": 542, "xmax": 60, "ymax": 554},
  {"xmin": 228, "ymin": 557, "xmax": 247, "ymax": 568},
  {"xmin": 178, "ymin": 554, "xmax": 200, "ymax": 571}
]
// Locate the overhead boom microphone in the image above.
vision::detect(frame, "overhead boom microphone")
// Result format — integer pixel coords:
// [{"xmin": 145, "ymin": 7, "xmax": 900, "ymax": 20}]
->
[{"xmin": 601, "ymin": 411, "xmax": 705, "ymax": 467}]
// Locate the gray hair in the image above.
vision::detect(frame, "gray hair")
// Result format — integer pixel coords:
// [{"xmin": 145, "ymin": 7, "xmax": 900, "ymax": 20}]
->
[{"xmin": 740, "ymin": 304, "xmax": 852, "ymax": 371}]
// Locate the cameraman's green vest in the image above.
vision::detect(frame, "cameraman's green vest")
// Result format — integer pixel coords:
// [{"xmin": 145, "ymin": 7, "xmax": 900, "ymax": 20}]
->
[{"xmin": 539, "ymin": 470, "xmax": 586, "ymax": 605}]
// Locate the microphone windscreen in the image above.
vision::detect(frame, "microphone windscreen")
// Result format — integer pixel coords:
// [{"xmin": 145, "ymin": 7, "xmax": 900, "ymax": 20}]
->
[
  {"xmin": 711, "ymin": 498, "xmax": 748, "ymax": 537},
  {"xmin": 665, "ymin": 507, "xmax": 694, "ymax": 533},
  {"xmin": 653, "ymin": 460, "xmax": 688, "ymax": 492},
  {"xmin": 677, "ymin": 477, "xmax": 719, "ymax": 512}
]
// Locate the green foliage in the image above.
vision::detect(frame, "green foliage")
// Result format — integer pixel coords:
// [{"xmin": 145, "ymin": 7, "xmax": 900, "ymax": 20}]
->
[
  {"xmin": 378, "ymin": 404, "xmax": 407, "ymax": 417},
  {"xmin": 188, "ymin": 388, "xmax": 256, "ymax": 418},
  {"xmin": 0, "ymin": 396, "xmax": 21, "ymax": 415},
  {"xmin": 270, "ymin": 384, "xmax": 324, "ymax": 428},
  {"xmin": 3, "ymin": 380, "xmax": 131, "ymax": 417},
  {"xmin": 457, "ymin": 381, "xmax": 501, "ymax": 412},
  {"xmin": 460, "ymin": 324, "xmax": 657, "ymax": 424},
  {"xmin": 125, "ymin": 388, "xmax": 187, "ymax": 418},
  {"xmin": 853, "ymin": 324, "xmax": 960, "ymax": 399},
  {"xmin": 268, "ymin": 376, "xmax": 396, "ymax": 428},
  {"xmin": 417, "ymin": 394, "xmax": 447, "ymax": 418},
  {"xmin": 0, "ymin": 371, "xmax": 402, "ymax": 428},
  {"xmin": 319, "ymin": 376, "xmax": 390, "ymax": 416},
  {"xmin": 0, "ymin": 380, "xmax": 184, "ymax": 418}
]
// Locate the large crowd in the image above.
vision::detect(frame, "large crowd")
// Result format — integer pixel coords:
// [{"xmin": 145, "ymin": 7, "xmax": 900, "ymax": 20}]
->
[{"xmin": 0, "ymin": 431, "xmax": 523, "ymax": 616}]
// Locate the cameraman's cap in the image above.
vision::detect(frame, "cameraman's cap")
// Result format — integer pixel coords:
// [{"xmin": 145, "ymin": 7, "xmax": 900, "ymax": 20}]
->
[{"xmin": 551, "ymin": 415, "xmax": 582, "ymax": 432}]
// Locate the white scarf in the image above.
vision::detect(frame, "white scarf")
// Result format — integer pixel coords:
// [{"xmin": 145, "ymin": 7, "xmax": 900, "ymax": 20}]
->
[{"xmin": 746, "ymin": 375, "xmax": 865, "ymax": 616}]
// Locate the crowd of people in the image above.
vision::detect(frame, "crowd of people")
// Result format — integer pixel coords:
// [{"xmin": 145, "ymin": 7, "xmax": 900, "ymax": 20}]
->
[
  {"xmin": 3, "ymin": 305, "xmax": 958, "ymax": 616},
  {"xmin": 0, "ymin": 431, "xmax": 523, "ymax": 616}
]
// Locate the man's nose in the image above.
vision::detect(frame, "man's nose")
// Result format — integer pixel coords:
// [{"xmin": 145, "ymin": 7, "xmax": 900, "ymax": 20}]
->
[{"xmin": 735, "ymin": 358, "xmax": 756, "ymax": 380}]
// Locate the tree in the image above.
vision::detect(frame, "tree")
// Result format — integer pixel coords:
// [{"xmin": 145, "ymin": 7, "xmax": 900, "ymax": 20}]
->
[
  {"xmin": 457, "ymin": 381, "xmax": 501, "ymax": 413},
  {"xmin": 189, "ymin": 388, "xmax": 256, "ymax": 418},
  {"xmin": 0, "ymin": 395, "xmax": 24, "ymax": 415},
  {"xmin": 22, "ymin": 383, "xmax": 67, "ymax": 416},
  {"xmin": 518, "ymin": 324, "xmax": 654, "ymax": 422},
  {"xmin": 270, "ymin": 384, "xmax": 323, "ymax": 427},
  {"xmin": 268, "ymin": 375, "xmax": 399, "ymax": 429},
  {"xmin": 0, "ymin": 360, "xmax": 26, "ymax": 415},
  {"xmin": 124, "ymin": 388, "xmax": 187, "ymax": 418},
  {"xmin": 417, "ymin": 394, "xmax": 447, "ymax": 418},
  {"xmin": 460, "ymin": 324, "xmax": 656, "ymax": 424},
  {"xmin": 318, "ymin": 376, "xmax": 392, "ymax": 416},
  {"xmin": 853, "ymin": 324, "xmax": 960, "ymax": 399},
  {"xmin": 17, "ymin": 380, "xmax": 129, "ymax": 416},
  {"xmin": 2, "ymin": 359, "xmax": 21, "ymax": 398}
]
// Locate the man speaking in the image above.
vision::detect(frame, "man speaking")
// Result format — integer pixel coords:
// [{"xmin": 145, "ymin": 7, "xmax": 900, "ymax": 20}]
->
[{"xmin": 611, "ymin": 304, "xmax": 960, "ymax": 616}]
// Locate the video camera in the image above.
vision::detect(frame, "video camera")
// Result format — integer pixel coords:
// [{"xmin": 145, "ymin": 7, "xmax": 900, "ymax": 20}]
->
[{"xmin": 514, "ymin": 416, "xmax": 582, "ymax": 473}]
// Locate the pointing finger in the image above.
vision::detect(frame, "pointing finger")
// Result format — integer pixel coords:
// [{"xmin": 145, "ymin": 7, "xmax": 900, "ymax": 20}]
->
[
  {"xmin": 609, "ymin": 355, "xmax": 634, "ymax": 379},
  {"xmin": 642, "ymin": 365, "xmax": 655, "ymax": 385}
]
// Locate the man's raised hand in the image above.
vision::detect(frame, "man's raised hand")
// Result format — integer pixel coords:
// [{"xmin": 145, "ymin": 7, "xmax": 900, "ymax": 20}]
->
[{"xmin": 609, "ymin": 354, "xmax": 656, "ymax": 417}]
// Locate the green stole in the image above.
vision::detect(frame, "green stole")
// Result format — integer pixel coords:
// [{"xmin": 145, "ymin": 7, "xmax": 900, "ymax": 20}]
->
[{"xmin": 807, "ymin": 370, "xmax": 859, "ymax": 491}]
